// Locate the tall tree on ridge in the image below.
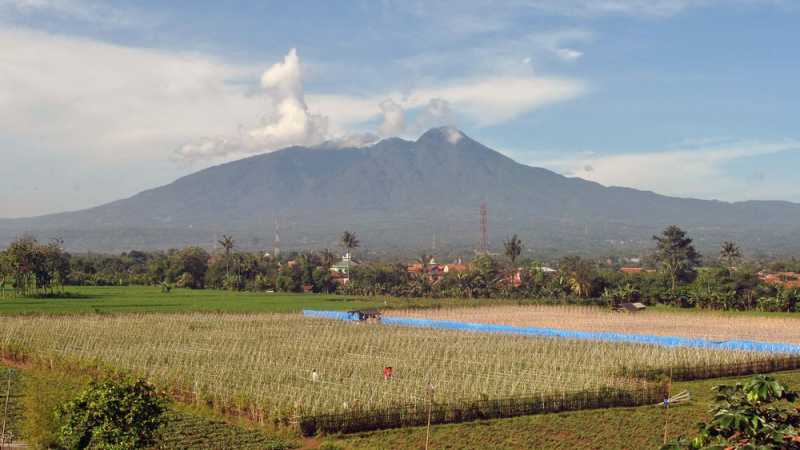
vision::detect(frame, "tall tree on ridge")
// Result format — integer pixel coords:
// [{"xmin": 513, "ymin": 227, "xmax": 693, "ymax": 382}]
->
[{"xmin": 653, "ymin": 225, "xmax": 701, "ymax": 293}]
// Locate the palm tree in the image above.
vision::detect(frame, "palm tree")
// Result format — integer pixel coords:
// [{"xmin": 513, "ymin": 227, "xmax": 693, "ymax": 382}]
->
[
  {"xmin": 218, "ymin": 235, "xmax": 235, "ymax": 277},
  {"xmin": 340, "ymin": 231, "xmax": 360, "ymax": 255},
  {"xmin": 218, "ymin": 235, "xmax": 235, "ymax": 256},
  {"xmin": 417, "ymin": 252, "xmax": 432, "ymax": 272},
  {"xmin": 503, "ymin": 234, "xmax": 523, "ymax": 265},
  {"xmin": 720, "ymin": 241, "xmax": 742, "ymax": 273}
]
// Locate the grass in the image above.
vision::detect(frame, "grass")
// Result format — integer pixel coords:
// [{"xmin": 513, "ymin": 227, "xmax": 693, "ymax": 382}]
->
[
  {"xmin": 0, "ymin": 285, "xmax": 528, "ymax": 316},
  {"xmin": 325, "ymin": 370, "xmax": 800, "ymax": 450},
  {"xmin": 0, "ymin": 286, "xmax": 392, "ymax": 316},
  {"xmin": 387, "ymin": 304, "xmax": 800, "ymax": 344},
  {"xmin": 0, "ymin": 363, "xmax": 295, "ymax": 450},
  {"xmin": 0, "ymin": 367, "xmax": 22, "ymax": 445},
  {"xmin": 0, "ymin": 313, "xmax": 788, "ymax": 424}
]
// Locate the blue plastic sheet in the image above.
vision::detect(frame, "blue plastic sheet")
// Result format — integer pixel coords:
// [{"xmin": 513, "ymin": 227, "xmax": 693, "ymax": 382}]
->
[{"xmin": 303, "ymin": 309, "xmax": 800, "ymax": 354}]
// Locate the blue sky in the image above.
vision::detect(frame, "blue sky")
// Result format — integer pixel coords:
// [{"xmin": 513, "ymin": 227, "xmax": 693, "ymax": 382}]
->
[{"xmin": 1, "ymin": 0, "xmax": 799, "ymax": 217}]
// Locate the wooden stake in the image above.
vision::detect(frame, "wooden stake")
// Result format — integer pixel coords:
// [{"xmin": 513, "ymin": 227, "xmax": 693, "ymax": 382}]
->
[
  {"xmin": 1, "ymin": 369, "xmax": 11, "ymax": 449},
  {"xmin": 663, "ymin": 367, "xmax": 672, "ymax": 445},
  {"xmin": 425, "ymin": 382, "xmax": 434, "ymax": 450}
]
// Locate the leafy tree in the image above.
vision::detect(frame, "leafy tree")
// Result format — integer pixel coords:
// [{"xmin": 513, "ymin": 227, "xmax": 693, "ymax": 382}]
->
[
  {"xmin": 340, "ymin": 231, "xmax": 359, "ymax": 255},
  {"xmin": 662, "ymin": 375, "xmax": 800, "ymax": 449},
  {"xmin": 503, "ymin": 234, "xmax": 523, "ymax": 265},
  {"xmin": 720, "ymin": 241, "xmax": 742, "ymax": 272},
  {"xmin": 653, "ymin": 225, "xmax": 702, "ymax": 293},
  {"xmin": 167, "ymin": 247, "xmax": 209, "ymax": 289},
  {"xmin": 56, "ymin": 378, "xmax": 166, "ymax": 450},
  {"xmin": 558, "ymin": 256, "xmax": 599, "ymax": 298}
]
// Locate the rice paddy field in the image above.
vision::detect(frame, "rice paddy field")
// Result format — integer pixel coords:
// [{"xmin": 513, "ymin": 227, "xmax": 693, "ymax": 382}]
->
[
  {"xmin": 386, "ymin": 305, "xmax": 800, "ymax": 344},
  {"xmin": 0, "ymin": 312, "xmax": 792, "ymax": 428}
]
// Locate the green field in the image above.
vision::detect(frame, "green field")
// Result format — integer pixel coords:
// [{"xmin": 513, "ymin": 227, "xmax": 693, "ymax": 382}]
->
[{"xmin": 0, "ymin": 286, "xmax": 395, "ymax": 315}]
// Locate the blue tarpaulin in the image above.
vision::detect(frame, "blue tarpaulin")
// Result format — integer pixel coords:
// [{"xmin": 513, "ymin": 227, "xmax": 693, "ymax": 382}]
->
[{"xmin": 302, "ymin": 309, "xmax": 800, "ymax": 354}]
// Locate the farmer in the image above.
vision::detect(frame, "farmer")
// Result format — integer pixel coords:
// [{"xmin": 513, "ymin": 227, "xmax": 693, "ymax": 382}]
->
[
  {"xmin": 383, "ymin": 366, "xmax": 393, "ymax": 380},
  {"xmin": 311, "ymin": 369, "xmax": 319, "ymax": 382}
]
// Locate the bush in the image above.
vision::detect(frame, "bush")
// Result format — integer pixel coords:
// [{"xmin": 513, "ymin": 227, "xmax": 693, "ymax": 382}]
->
[
  {"xmin": 662, "ymin": 375, "xmax": 800, "ymax": 449},
  {"xmin": 56, "ymin": 378, "xmax": 166, "ymax": 450}
]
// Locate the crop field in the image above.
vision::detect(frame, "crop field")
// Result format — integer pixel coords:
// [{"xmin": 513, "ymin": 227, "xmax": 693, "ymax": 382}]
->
[
  {"xmin": 0, "ymin": 313, "xmax": 791, "ymax": 430},
  {"xmin": 0, "ymin": 285, "xmax": 510, "ymax": 316},
  {"xmin": 386, "ymin": 305, "xmax": 800, "ymax": 345}
]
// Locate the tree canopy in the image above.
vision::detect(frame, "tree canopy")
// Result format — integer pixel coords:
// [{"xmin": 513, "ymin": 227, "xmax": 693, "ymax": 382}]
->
[{"xmin": 653, "ymin": 225, "xmax": 702, "ymax": 293}]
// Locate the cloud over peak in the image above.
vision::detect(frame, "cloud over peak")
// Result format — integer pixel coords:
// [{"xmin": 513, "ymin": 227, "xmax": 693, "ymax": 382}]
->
[{"xmin": 174, "ymin": 48, "xmax": 333, "ymax": 162}]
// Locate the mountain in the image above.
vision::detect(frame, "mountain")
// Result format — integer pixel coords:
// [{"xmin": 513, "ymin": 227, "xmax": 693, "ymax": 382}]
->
[{"xmin": 3, "ymin": 127, "xmax": 800, "ymax": 255}]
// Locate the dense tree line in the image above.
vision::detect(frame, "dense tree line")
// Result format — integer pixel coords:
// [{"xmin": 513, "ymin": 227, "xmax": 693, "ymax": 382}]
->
[{"xmin": 1, "ymin": 227, "xmax": 799, "ymax": 312}]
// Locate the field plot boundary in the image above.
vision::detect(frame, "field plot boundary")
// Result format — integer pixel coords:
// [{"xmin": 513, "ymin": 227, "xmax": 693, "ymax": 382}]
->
[
  {"xmin": 299, "ymin": 384, "xmax": 664, "ymax": 435},
  {"xmin": 303, "ymin": 310, "xmax": 800, "ymax": 354}
]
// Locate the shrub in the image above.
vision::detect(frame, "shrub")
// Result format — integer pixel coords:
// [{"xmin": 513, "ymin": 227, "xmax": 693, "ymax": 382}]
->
[
  {"xmin": 662, "ymin": 375, "xmax": 800, "ymax": 449},
  {"xmin": 56, "ymin": 378, "xmax": 166, "ymax": 450}
]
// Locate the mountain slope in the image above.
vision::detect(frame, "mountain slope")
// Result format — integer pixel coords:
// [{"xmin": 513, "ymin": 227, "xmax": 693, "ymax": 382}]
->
[{"xmin": 3, "ymin": 127, "xmax": 800, "ymax": 254}]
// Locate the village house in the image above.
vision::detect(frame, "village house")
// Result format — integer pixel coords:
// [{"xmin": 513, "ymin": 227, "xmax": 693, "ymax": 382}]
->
[{"xmin": 329, "ymin": 253, "xmax": 358, "ymax": 286}]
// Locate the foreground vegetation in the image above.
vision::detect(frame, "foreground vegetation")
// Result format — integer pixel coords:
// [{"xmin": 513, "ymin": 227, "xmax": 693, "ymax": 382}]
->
[
  {"xmin": 0, "ymin": 364, "xmax": 293, "ymax": 449},
  {"xmin": 6, "ymin": 361, "xmax": 800, "ymax": 449},
  {"xmin": 324, "ymin": 371, "xmax": 800, "ymax": 450}
]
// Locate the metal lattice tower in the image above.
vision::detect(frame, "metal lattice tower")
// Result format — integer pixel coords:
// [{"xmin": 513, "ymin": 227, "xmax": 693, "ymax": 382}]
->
[{"xmin": 479, "ymin": 202, "xmax": 488, "ymax": 253}]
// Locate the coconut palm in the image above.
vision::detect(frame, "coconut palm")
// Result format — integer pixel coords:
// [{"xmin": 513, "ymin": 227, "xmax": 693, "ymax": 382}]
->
[
  {"xmin": 218, "ymin": 235, "xmax": 235, "ymax": 256},
  {"xmin": 503, "ymin": 234, "xmax": 523, "ymax": 265},
  {"xmin": 340, "ymin": 231, "xmax": 360, "ymax": 255},
  {"xmin": 417, "ymin": 252, "xmax": 432, "ymax": 272},
  {"xmin": 218, "ymin": 235, "xmax": 235, "ymax": 277},
  {"xmin": 720, "ymin": 241, "xmax": 742, "ymax": 272}
]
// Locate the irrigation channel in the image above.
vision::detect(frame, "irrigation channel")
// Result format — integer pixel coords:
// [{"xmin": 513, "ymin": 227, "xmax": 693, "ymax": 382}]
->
[{"xmin": 303, "ymin": 309, "xmax": 800, "ymax": 354}]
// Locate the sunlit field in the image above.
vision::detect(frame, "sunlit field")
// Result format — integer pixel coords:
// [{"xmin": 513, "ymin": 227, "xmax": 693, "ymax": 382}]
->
[
  {"xmin": 386, "ymin": 305, "xmax": 800, "ymax": 344},
  {"xmin": 0, "ymin": 313, "xmax": 788, "ymax": 424}
]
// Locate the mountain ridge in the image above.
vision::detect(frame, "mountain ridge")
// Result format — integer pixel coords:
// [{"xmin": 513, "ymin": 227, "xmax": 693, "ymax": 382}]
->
[{"xmin": 3, "ymin": 127, "xmax": 800, "ymax": 254}]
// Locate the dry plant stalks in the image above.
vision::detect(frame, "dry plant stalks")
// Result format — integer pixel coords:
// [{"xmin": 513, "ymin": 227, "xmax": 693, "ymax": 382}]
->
[{"xmin": 0, "ymin": 313, "xmax": 786, "ymax": 423}]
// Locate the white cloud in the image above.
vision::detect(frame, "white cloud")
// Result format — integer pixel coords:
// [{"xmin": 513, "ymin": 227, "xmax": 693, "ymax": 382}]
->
[
  {"xmin": 407, "ymin": 76, "xmax": 586, "ymax": 125},
  {"xmin": 554, "ymin": 48, "xmax": 583, "ymax": 61},
  {"xmin": 526, "ymin": 140, "xmax": 800, "ymax": 201},
  {"xmin": 378, "ymin": 99, "xmax": 406, "ymax": 137},
  {"xmin": 174, "ymin": 48, "xmax": 365, "ymax": 162},
  {"xmin": 414, "ymin": 98, "xmax": 455, "ymax": 131},
  {"xmin": 0, "ymin": 27, "xmax": 265, "ymax": 165},
  {"xmin": 308, "ymin": 75, "xmax": 586, "ymax": 131}
]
